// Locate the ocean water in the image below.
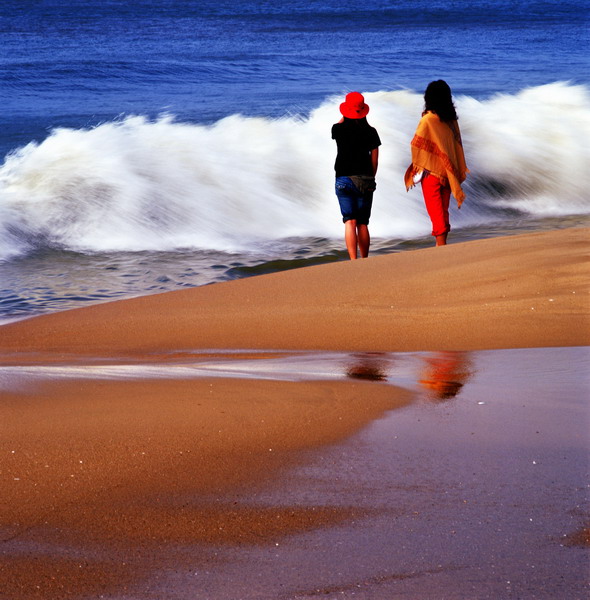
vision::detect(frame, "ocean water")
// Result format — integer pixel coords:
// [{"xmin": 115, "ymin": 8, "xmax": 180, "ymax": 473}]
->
[{"xmin": 1, "ymin": 0, "xmax": 589, "ymax": 320}]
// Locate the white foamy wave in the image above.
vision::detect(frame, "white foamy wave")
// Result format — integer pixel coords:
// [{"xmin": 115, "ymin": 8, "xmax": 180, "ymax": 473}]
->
[
  {"xmin": 458, "ymin": 82, "xmax": 590, "ymax": 216},
  {"xmin": 1, "ymin": 82, "xmax": 589, "ymax": 260}
]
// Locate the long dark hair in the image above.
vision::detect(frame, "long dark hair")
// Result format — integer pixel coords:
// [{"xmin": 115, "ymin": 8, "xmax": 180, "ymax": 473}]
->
[{"xmin": 423, "ymin": 80, "xmax": 458, "ymax": 122}]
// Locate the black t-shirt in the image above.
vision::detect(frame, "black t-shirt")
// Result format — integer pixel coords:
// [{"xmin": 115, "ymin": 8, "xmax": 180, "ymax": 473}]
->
[{"xmin": 332, "ymin": 118, "xmax": 381, "ymax": 177}]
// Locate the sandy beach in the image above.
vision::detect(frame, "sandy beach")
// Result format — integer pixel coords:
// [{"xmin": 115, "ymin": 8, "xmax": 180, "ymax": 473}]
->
[
  {"xmin": 1, "ymin": 228, "xmax": 589, "ymax": 599},
  {"xmin": 1, "ymin": 227, "xmax": 589, "ymax": 362}
]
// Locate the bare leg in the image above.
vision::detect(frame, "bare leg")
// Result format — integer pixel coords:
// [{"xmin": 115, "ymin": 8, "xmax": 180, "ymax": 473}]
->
[
  {"xmin": 435, "ymin": 233, "xmax": 448, "ymax": 246},
  {"xmin": 357, "ymin": 224, "xmax": 370, "ymax": 257},
  {"xmin": 344, "ymin": 220, "xmax": 358, "ymax": 259}
]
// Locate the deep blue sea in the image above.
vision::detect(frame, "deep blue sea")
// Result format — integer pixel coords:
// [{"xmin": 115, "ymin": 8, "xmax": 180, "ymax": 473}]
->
[{"xmin": 1, "ymin": 0, "xmax": 589, "ymax": 320}]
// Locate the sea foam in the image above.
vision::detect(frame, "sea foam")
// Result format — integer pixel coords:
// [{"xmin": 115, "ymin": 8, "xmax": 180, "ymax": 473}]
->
[{"xmin": 1, "ymin": 82, "xmax": 588, "ymax": 260}]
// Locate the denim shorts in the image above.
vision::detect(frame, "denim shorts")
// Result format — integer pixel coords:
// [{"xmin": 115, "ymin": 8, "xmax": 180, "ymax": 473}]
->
[{"xmin": 335, "ymin": 176, "xmax": 373, "ymax": 225}]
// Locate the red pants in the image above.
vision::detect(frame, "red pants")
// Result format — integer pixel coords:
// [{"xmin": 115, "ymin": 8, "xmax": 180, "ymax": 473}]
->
[{"xmin": 421, "ymin": 174, "xmax": 451, "ymax": 237}]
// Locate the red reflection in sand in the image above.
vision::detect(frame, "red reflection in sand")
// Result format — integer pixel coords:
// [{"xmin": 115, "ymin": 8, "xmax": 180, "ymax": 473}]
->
[{"xmin": 419, "ymin": 351, "xmax": 474, "ymax": 401}]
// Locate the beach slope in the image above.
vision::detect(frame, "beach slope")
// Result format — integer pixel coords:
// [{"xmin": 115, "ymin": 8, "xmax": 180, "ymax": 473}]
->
[{"xmin": 1, "ymin": 227, "xmax": 588, "ymax": 362}]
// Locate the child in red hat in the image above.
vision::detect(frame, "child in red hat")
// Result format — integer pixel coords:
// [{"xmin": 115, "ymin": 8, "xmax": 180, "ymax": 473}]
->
[{"xmin": 332, "ymin": 92, "xmax": 381, "ymax": 259}]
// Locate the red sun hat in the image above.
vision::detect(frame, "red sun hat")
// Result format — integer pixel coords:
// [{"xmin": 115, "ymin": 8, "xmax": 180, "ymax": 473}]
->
[{"xmin": 339, "ymin": 91, "xmax": 370, "ymax": 119}]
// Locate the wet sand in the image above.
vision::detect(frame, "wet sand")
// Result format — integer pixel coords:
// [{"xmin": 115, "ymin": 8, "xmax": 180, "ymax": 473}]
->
[
  {"xmin": 1, "ymin": 348, "xmax": 588, "ymax": 599},
  {"xmin": 0, "ymin": 375, "xmax": 415, "ymax": 599},
  {"xmin": 160, "ymin": 347, "xmax": 588, "ymax": 600},
  {"xmin": 0, "ymin": 228, "xmax": 589, "ymax": 599}
]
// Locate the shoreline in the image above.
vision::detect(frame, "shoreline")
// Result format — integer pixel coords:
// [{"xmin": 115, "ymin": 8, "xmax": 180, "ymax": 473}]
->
[
  {"xmin": 1, "ymin": 214, "xmax": 587, "ymax": 325},
  {"xmin": 0, "ymin": 227, "xmax": 588, "ymax": 364}
]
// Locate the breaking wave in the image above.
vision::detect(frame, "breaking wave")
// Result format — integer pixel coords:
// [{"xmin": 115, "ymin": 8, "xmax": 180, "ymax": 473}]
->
[{"xmin": 1, "ymin": 82, "xmax": 588, "ymax": 261}]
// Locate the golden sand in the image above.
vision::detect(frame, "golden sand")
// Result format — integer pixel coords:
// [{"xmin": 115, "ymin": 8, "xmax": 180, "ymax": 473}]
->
[
  {"xmin": 0, "ymin": 227, "xmax": 588, "ymax": 364},
  {"xmin": 1, "ymin": 228, "xmax": 588, "ymax": 598}
]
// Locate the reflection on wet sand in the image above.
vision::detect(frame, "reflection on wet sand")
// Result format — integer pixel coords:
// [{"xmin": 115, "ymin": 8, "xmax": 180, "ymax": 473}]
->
[
  {"xmin": 343, "ymin": 351, "xmax": 474, "ymax": 402},
  {"xmin": 345, "ymin": 352, "xmax": 391, "ymax": 382},
  {"xmin": 419, "ymin": 351, "xmax": 474, "ymax": 401}
]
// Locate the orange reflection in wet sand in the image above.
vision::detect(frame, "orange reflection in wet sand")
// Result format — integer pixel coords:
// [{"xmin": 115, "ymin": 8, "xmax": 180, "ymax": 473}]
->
[{"xmin": 419, "ymin": 351, "xmax": 474, "ymax": 401}]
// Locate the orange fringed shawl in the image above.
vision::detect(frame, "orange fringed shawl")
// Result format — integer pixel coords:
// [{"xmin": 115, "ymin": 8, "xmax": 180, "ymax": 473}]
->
[{"xmin": 404, "ymin": 111, "xmax": 469, "ymax": 207}]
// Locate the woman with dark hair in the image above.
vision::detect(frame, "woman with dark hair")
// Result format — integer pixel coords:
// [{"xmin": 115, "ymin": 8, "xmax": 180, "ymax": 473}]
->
[
  {"xmin": 405, "ymin": 80, "xmax": 468, "ymax": 246},
  {"xmin": 332, "ymin": 92, "xmax": 381, "ymax": 259}
]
